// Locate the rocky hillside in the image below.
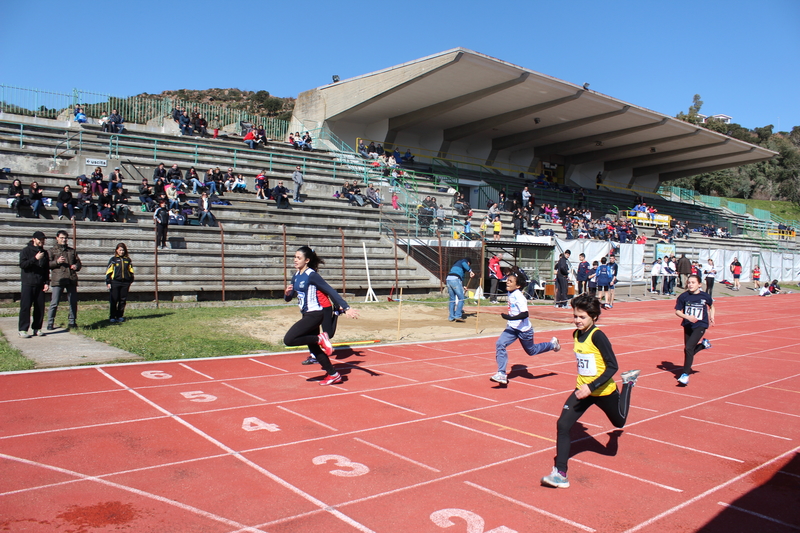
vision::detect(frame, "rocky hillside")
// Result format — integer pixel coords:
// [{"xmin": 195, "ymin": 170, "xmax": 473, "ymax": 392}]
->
[{"xmin": 138, "ymin": 88, "xmax": 295, "ymax": 121}]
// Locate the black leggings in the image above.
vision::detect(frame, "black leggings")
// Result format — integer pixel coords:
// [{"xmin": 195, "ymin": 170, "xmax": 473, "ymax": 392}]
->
[
  {"xmin": 682, "ymin": 325, "xmax": 707, "ymax": 374},
  {"xmin": 705, "ymin": 277, "xmax": 714, "ymax": 296},
  {"xmin": 284, "ymin": 311, "xmax": 336, "ymax": 375},
  {"xmin": 555, "ymin": 385, "xmax": 633, "ymax": 473},
  {"xmin": 109, "ymin": 282, "xmax": 130, "ymax": 320}
]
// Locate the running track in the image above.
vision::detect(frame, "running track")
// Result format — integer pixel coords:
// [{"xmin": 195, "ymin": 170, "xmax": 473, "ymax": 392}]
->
[{"xmin": 1, "ymin": 295, "xmax": 798, "ymax": 532}]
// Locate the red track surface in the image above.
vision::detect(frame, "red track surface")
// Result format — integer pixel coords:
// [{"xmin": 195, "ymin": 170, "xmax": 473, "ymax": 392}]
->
[{"xmin": 1, "ymin": 295, "xmax": 799, "ymax": 532}]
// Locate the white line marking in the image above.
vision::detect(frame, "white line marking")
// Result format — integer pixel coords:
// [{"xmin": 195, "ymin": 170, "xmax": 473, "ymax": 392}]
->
[
  {"xmin": 0, "ymin": 388, "xmax": 124, "ymax": 404},
  {"xmin": 636, "ymin": 385, "xmax": 704, "ymax": 399},
  {"xmin": 276, "ymin": 405, "xmax": 338, "ymax": 432},
  {"xmin": 717, "ymin": 502, "xmax": 800, "ymax": 530},
  {"xmin": 94, "ymin": 368, "xmax": 374, "ymax": 532},
  {"xmin": 0, "ymin": 415, "xmax": 168, "ymax": 440},
  {"xmin": 417, "ymin": 344, "xmax": 461, "ymax": 354},
  {"xmin": 221, "ymin": 382, "xmax": 266, "ymax": 402},
  {"xmin": 431, "ymin": 385, "xmax": 498, "ymax": 403},
  {"xmin": 179, "ymin": 363, "xmax": 214, "ymax": 380},
  {"xmin": 680, "ymin": 415, "xmax": 792, "ymax": 440},
  {"xmin": 570, "ymin": 459, "xmax": 683, "ymax": 492},
  {"xmin": 622, "ymin": 445, "xmax": 800, "ymax": 533},
  {"xmin": 423, "ymin": 361, "xmax": 479, "ymax": 374},
  {"xmin": 631, "ymin": 404, "xmax": 658, "ymax": 412},
  {"xmin": 0, "ymin": 452, "xmax": 265, "ymax": 532},
  {"xmin": 360, "ymin": 395, "xmax": 426, "ymax": 416},
  {"xmin": 463, "ymin": 481, "xmax": 595, "ymax": 532},
  {"xmin": 627, "ymin": 433, "xmax": 743, "ymax": 462},
  {"xmin": 442, "ymin": 420, "xmax": 531, "ymax": 448},
  {"xmin": 725, "ymin": 401, "xmax": 800, "ymax": 418},
  {"xmin": 514, "ymin": 405, "xmax": 602, "ymax": 427},
  {"xmin": 778, "ymin": 470, "xmax": 800, "ymax": 479},
  {"xmin": 369, "ymin": 349, "xmax": 412, "ymax": 360},
  {"xmin": 248, "ymin": 358, "xmax": 289, "ymax": 372},
  {"xmin": 353, "ymin": 437, "xmax": 440, "ymax": 472}
]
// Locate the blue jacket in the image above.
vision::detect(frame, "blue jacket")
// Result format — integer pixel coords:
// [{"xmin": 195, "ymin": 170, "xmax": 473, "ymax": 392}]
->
[
  {"xmin": 576, "ymin": 261, "xmax": 590, "ymax": 281},
  {"xmin": 448, "ymin": 259, "xmax": 472, "ymax": 280}
]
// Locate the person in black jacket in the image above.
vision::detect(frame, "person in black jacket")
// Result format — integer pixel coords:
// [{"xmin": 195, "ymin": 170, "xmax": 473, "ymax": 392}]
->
[
  {"xmin": 153, "ymin": 199, "xmax": 170, "ymax": 249},
  {"xmin": 152, "ymin": 162, "xmax": 167, "ymax": 182},
  {"xmin": 19, "ymin": 231, "xmax": 50, "ymax": 337},
  {"xmin": 554, "ymin": 249, "xmax": 572, "ymax": 309},
  {"xmin": 8, "ymin": 179, "xmax": 26, "ymax": 218},
  {"xmin": 106, "ymin": 242, "xmax": 134, "ymax": 323},
  {"xmin": 56, "ymin": 185, "xmax": 76, "ymax": 220}
]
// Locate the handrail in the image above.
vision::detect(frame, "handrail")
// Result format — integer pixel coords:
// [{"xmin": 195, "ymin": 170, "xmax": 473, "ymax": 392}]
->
[{"xmin": 52, "ymin": 130, "xmax": 81, "ymax": 162}]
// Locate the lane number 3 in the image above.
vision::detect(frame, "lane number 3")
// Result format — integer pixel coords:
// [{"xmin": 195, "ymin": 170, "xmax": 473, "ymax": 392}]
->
[
  {"xmin": 430, "ymin": 509, "xmax": 517, "ymax": 533},
  {"xmin": 312, "ymin": 455, "xmax": 369, "ymax": 477}
]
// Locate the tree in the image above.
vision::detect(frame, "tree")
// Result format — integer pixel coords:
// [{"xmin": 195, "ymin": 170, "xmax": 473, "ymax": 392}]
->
[{"xmin": 676, "ymin": 94, "xmax": 704, "ymax": 124}]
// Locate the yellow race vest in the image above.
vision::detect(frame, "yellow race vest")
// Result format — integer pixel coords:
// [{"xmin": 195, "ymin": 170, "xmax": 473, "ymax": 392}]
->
[{"xmin": 573, "ymin": 328, "xmax": 616, "ymax": 397}]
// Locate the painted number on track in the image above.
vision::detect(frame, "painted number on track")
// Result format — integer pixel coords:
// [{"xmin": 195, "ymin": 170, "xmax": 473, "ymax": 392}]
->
[
  {"xmin": 141, "ymin": 370, "xmax": 172, "ymax": 380},
  {"xmin": 312, "ymin": 455, "xmax": 369, "ymax": 477},
  {"xmin": 180, "ymin": 391, "xmax": 218, "ymax": 403},
  {"xmin": 430, "ymin": 509, "xmax": 518, "ymax": 533},
  {"xmin": 242, "ymin": 417, "xmax": 280, "ymax": 432}
]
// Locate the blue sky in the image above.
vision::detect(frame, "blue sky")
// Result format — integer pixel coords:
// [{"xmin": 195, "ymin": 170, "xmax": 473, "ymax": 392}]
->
[{"xmin": 3, "ymin": 0, "xmax": 798, "ymax": 131}]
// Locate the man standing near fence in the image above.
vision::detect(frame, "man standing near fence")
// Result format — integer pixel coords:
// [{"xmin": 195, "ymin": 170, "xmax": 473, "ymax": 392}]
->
[
  {"xmin": 554, "ymin": 250, "xmax": 571, "ymax": 309},
  {"xmin": 153, "ymin": 199, "xmax": 169, "ymax": 249},
  {"xmin": 47, "ymin": 230, "xmax": 81, "ymax": 330},
  {"xmin": 18, "ymin": 231, "xmax": 50, "ymax": 338},
  {"xmin": 446, "ymin": 257, "xmax": 474, "ymax": 322},
  {"xmin": 292, "ymin": 166, "xmax": 304, "ymax": 203}
]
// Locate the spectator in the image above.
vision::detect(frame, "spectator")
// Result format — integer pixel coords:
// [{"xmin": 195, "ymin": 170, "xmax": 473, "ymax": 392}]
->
[
  {"xmin": 676, "ymin": 254, "xmax": 692, "ymax": 288},
  {"xmin": 768, "ymin": 280, "xmax": 781, "ymax": 294},
  {"xmin": 195, "ymin": 114, "xmax": 208, "ymax": 137},
  {"xmin": 153, "ymin": 199, "xmax": 169, "ymax": 249},
  {"xmin": 401, "ymin": 149, "xmax": 415, "ymax": 164},
  {"xmin": 488, "ymin": 253, "xmax": 505, "ymax": 304},
  {"xmin": 358, "ymin": 139, "xmax": 369, "ymax": 158},
  {"xmin": 97, "ymin": 187, "xmax": 114, "ymax": 221},
  {"xmin": 113, "ymin": 187, "xmax": 131, "ymax": 223},
  {"xmin": 18, "ymin": 231, "xmax": 50, "ymax": 338},
  {"xmin": 108, "ymin": 167, "xmax": 124, "ymax": 193},
  {"xmin": 209, "ymin": 115, "xmax": 222, "ymax": 139},
  {"xmin": 28, "ymin": 181, "xmax": 44, "ymax": 219},
  {"xmin": 391, "ymin": 191, "xmax": 399, "ymax": 210},
  {"xmin": 106, "ymin": 109, "xmax": 123, "ymax": 133},
  {"xmin": 365, "ymin": 183, "xmax": 381, "ymax": 208},
  {"xmin": 197, "ymin": 191, "xmax": 215, "ymax": 226},
  {"xmin": 243, "ymin": 128, "xmax": 259, "ymax": 149},
  {"xmin": 291, "ymin": 166, "xmax": 304, "ymax": 203},
  {"xmin": 47, "ymin": 230, "xmax": 81, "ymax": 330},
  {"xmin": 138, "ymin": 178, "xmax": 155, "ymax": 211},
  {"xmin": 56, "ymin": 185, "xmax": 76, "ymax": 220},
  {"xmin": 171, "ymin": 106, "xmax": 183, "ymax": 124},
  {"xmin": 201, "ymin": 169, "xmax": 218, "ymax": 195},
  {"xmin": 367, "ymin": 141, "xmax": 379, "ymax": 159},
  {"xmin": 152, "ymin": 163, "xmax": 167, "ymax": 182},
  {"xmin": 90, "ymin": 167, "xmax": 105, "ymax": 195},
  {"xmin": 493, "ymin": 215, "xmax": 502, "ymax": 241},
  {"xmin": 167, "ymin": 164, "xmax": 184, "ymax": 189},
  {"xmin": 185, "ymin": 167, "xmax": 202, "ymax": 193},
  {"xmin": 152, "ymin": 177, "xmax": 167, "ymax": 199},
  {"xmin": 446, "ymin": 257, "xmax": 474, "ymax": 322},
  {"xmin": 255, "ymin": 170, "xmax": 269, "ymax": 200},
  {"xmin": 224, "ymin": 172, "xmax": 236, "ymax": 193},
  {"xmin": 166, "ymin": 183, "xmax": 180, "ymax": 210},
  {"xmin": 77, "ymin": 186, "xmax": 96, "ymax": 221},
  {"xmin": 729, "ymin": 257, "xmax": 742, "ymax": 291},
  {"xmin": 98, "ymin": 110, "xmax": 109, "ymax": 130},
  {"xmin": 298, "ymin": 132, "xmax": 313, "ymax": 151},
  {"xmin": 212, "ymin": 167, "xmax": 225, "ymax": 195},
  {"xmin": 106, "ymin": 242, "xmax": 134, "ymax": 323},
  {"xmin": 178, "ymin": 111, "xmax": 193, "ymax": 136},
  {"xmin": 576, "ymin": 253, "xmax": 589, "ymax": 295},
  {"xmin": 233, "ymin": 174, "xmax": 247, "ymax": 192},
  {"xmin": 74, "ymin": 106, "xmax": 87, "ymax": 124},
  {"xmin": 272, "ymin": 180, "xmax": 290, "ymax": 209},
  {"xmin": 650, "ymin": 258, "xmax": 662, "ymax": 293}
]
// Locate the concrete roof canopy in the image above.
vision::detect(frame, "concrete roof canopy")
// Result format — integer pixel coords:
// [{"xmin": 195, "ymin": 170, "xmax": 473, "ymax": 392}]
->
[{"xmin": 293, "ymin": 48, "xmax": 777, "ymax": 192}]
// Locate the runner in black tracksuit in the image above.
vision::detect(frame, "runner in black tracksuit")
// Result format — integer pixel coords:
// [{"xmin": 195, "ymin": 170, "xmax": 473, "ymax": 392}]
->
[{"xmin": 106, "ymin": 243, "xmax": 134, "ymax": 323}]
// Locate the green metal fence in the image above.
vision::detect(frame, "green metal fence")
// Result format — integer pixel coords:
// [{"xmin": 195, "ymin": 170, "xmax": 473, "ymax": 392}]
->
[
  {"xmin": 0, "ymin": 84, "xmax": 289, "ymax": 140},
  {"xmin": 726, "ymin": 201, "xmax": 747, "ymax": 214}
]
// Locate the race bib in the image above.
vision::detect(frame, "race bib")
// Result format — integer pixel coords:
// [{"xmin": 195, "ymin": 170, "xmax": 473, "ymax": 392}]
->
[{"xmin": 575, "ymin": 352, "xmax": 597, "ymax": 376}]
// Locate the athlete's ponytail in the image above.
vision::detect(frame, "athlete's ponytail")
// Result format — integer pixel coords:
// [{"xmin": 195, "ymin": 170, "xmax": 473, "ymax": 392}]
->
[{"xmin": 297, "ymin": 245, "xmax": 325, "ymax": 270}]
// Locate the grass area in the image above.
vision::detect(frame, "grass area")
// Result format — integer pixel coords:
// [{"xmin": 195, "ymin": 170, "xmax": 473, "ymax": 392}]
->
[
  {"xmin": 0, "ymin": 333, "xmax": 36, "ymax": 372},
  {"xmin": 68, "ymin": 306, "xmax": 281, "ymax": 361},
  {"xmin": 723, "ymin": 197, "xmax": 800, "ymax": 223}
]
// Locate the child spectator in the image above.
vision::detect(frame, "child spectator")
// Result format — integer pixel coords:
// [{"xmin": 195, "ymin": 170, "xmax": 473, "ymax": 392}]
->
[
  {"xmin": 490, "ymin": 273, "xmax": 560, "ymax": 385},
  {"xmin": 752, "ymin": 266, "xmax": 761, "ymax": 291},
  {"xmin": 493, "ymin": 215, "xmax": 502, "ymax": 241}
]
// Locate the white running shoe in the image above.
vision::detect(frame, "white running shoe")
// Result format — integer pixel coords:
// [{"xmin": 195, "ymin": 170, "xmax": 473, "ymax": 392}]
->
[
  {"xmin": 551, "ymin": 337, "xmax": 561, "ymax": 352},
  {"xmin": 701, "ymin": 338, "xmax": 712, "ymax": 350},
  {"xmin": 541, "ymin": 466, "xmax": 570, "ymax": 488},
  {"xmin": 490, "ymin": 372, "xmax": 508, "ymax": 384},
  {"xmin": 621, "ymin": 369, "xmax": 640, "ymax": 384},
  {"xmin": 677, "ymin": 373, "xmax": 690, "ymax": 386}
]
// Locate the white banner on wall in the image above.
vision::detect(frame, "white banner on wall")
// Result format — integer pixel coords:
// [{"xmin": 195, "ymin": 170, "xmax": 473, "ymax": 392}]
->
[{"xmin": 699, "ymin": 248, "xmax": 800, "ymax": 284}]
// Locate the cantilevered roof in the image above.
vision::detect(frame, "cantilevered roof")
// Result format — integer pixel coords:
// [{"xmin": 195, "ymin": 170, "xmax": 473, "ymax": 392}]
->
[{"xmin": 295, "ymin": 48, "xmax": 777, "ymax": 185}]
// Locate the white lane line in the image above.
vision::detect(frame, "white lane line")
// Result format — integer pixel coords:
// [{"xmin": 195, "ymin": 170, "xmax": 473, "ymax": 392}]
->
[
  {"xmin": 681, "ymin": 415, "xmax": 792, "ymax": 440},
  {"xmin": 369, "ymin": 369, "xmax": 418, "ymax": 382},
  {"xmin": 353, "ymin": 437, "xmax": 440, "ymax": 472},
  {"xmin": 423, "ymin": 361, "xmax": 479, "ymax": 374},
  {"xmin": 431, "ymin": 385, "xmax": 498, "ymax": 403},
  {"xmin": 276, "ymin": 405, "xmax": 338, "ymax": 432},
  {"xmin": 725, "ymin": 401, "xmax": 800, "ymax": 419},
  {"xmin": 627, "ymin": 433, "xmax": 743, "ymax": 463},
  {"xmin": 636, "ymin": 386, "xmax": 704, "ymax": 399},
  {"xmin": 417, "ymin": 344, "xmax": 461, "ymax": 354},
  {"xmin": 631, "ymin": 404, "xmax": 658, "ymax": 413},
  {"xmin": 442, "ymin": 421, "xmax": 531, "ymax": 448},
  {"xmin": 368, "ymin": 349, "xmax": 413, "ymax": 360},
  {"xmin": 779, "ymin": 470, "xmax": 800, "ymax": 479},
  {"xmin": 248, "ymin": 358, "xmax": 290, "ymax": 373},
  {"xmin": 94, "ymin": 368, "xmax": 374, "ymax": 533},
  {"xmin": 221, "ymin": 382, "xmax": 266, "ymax": 402},
  {"xmin": 0, "ymin": 415, "xmax": 169, "ymax": 440},
  {"xmin": 463, "ymin": 481, "xmax": 595, "ymax": 532},
  {"xmin": 0, "ymin": 388, "xmax": 124, "ymax": 404},
  {"xmin": 179, "ymin": 363, "xmax": 214, "ymax": 380},
  {"xmin": 570, "ymin": 459, "xmax": 683, "ymax": 492},
  {"xmin": 622, "ymin": 445, "xmax": 800, "ymax": 533},
  {"xmin": 717, "ymin": 502, "xmax": 800, "ymax": 530},
  {"xmin": 0, "ymin": 452, "xmax": 265, "ymax": 532},
  {"xmin": 360, "ymin": 395, "xmax": 426, "ymax": 416},
  {"xmin": 514, "ymin": 406, "xmax": 602, "ymax": 427}
]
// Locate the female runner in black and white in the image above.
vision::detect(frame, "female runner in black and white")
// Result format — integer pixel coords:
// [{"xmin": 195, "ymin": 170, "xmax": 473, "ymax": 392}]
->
[
  {"xmin": 674, "ymin": 274, "xmax": 714, "ymax": 386},
  {"xmin": 284, "ymin": 246, "xmax": 359, "ymax": 385}
]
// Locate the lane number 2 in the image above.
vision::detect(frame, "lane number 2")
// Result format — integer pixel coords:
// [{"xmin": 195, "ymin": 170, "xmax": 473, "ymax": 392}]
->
[
  {"xmin": 430, "ymin": 509, "xmax": 517, "ymax": 533},
  {"xmin": 312, "ymin": 455, "xmax": 369, "ymax": 477}
]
